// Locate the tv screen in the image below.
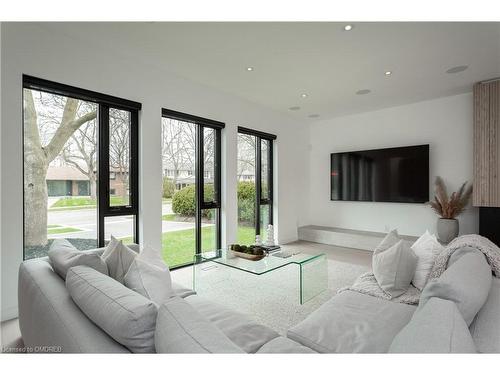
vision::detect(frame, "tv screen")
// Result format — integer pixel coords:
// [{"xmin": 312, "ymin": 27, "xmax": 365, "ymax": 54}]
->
[{"xmin": 331, "ymin": 144, "xmax": 429, "ymax": 203}]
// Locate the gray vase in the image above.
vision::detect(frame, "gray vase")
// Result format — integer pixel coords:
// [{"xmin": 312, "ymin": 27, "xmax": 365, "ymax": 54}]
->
[{"xmin": 437, "ymin": 218, "xmax": 459, "ymax": 244}]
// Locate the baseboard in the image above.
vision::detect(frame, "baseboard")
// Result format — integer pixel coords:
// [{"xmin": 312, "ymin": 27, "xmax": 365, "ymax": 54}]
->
[
  {"xmin": 1, "ymin": 306, "xmax": 18, "ymax": 322},
  {"xmin": 298, "ymin": 225, "xmax": 417, "ymax": 251},
  {"xmin": 279, "ymin": 236, "xmax": 299, "ymax": 245}
]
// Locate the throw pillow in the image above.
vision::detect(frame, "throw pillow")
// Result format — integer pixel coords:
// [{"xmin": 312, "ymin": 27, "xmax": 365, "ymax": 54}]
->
[
  {"xmin": 372, "ymin": 240, "xmax": 418, "ymax": 298},
  {"xmin": 138, "ymin": 244, "xmax": 169, "ymax": 270},
  {"xmin": 124, "ymin": 258, "xmax": 174, "ymax": 306},
  {"xmin": 48, "ymin": 238, "xmax": 108, "ymax": 280},
  {"xmin": 411, "ymin": 231, "xmax": 445, "ymax": 290},
  {"xmin": 373, "ymin": 229, "xmax": 400, "ymax": 255},
  {"xmin": 102, "ymin": 235, "xmax": 137, "ymax": 283},
  {"xmin": 66, "ymin": 265, "xmax": 157, "ymax": 353}
]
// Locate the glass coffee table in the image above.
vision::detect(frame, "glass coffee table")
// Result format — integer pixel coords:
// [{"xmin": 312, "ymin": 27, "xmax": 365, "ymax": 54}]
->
[{"xmin": 193, "ymin": 249, "xmax": 328, "ymax": 304}]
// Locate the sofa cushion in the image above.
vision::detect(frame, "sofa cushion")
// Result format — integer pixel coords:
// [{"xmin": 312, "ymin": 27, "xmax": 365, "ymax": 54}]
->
[
  {"xmin": 102, "ymin": 236, "xmax": 137, "ymax": 284},
  {"xmin": 48, "ymin": 239, "xmax": 108, "ymax": 280},
  {"xmin": 411, "ymin": 231, "xmax": 444, "ymax": 290},
  {"xmin": 185, "ymin": 295, "xmax": 279, "ymax": 353},
  {"xmin": 256, "ymin": 337, "xmax": 316, "ymax": 353},
  {"xmin": 155, "ymin": 296, "xmax": 244, "ymax": 353},
  {"xmin": 287, "ymin": 291, "xmax": 416, "ymax": 353},
  {"xmin": 172, "ymin": 282, "xmax": 197, "ymax": 299},
  {"xmin": 419, "ymin": 249, "xmax": 492, "ymax": 326},
  {"xmin": 389, "ymin": 297, "xmax": 476, "ymax": 353},
  {"xmin": 372, "ymin": 240, "xmax": 418, "ymax": 298},
  {"xmin": 66, "ymin": 265, "xmax": 157, "ymax": 353},
  {"xmin": 18, "ymin": 259, "xmax": 129, "ymax": 353},
  {"xmin": 469, "ymin": 276, "xmax": 500, "ymax": 353}
]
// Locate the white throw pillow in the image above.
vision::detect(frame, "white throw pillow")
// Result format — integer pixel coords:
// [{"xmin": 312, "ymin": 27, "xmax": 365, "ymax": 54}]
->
[
  {"xmin": 48, "ymin": 239, "xmax": 108, "ymax": 280},
  {"xmin": 102, "ymin": 235, "xmax": 137, "ymax": 284},
  {"xmin": 373, "ymin": 240, "xmax": 418, "ymax": 298},
  {"xmin": 411, "ymin": 231, "xmax": 445, "ymax": 290},
  {"xmin": 373, "ymin": 229, "xmax": 400, "ymax": 255},
  {"xmin": 124, "ymin": 245, "xmax": 174, "ymax": 305},
  {"xmin": 139, "ymin": 244, "xmax": 169, "ymax": 270}
]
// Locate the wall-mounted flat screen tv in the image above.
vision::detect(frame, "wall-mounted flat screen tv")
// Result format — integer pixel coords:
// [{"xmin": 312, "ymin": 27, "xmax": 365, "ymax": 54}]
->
[{"xmin": 331, "ymin": 144, "xmax": 429, "ymax": 203}]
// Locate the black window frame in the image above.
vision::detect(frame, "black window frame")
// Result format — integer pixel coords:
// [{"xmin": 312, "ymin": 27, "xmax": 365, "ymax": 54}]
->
[
  {"xmin": 22, "ymin": 75, "xmax": 141, "ymax": 257},
  {"xmin": 237, "ymin": 126, "xmax": 276, "ymax": 236},
  {"xmin": 162, "ymin": 108, "xmax": 224, "ymax": 267}
]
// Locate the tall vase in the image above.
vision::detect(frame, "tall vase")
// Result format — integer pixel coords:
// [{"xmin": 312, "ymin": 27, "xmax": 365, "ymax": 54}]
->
[{"xmin": 437, "ymin": 218, "xmax": 459, "ymax": 244}]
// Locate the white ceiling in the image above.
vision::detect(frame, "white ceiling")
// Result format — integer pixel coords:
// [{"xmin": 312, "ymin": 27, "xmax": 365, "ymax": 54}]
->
[{"xmin": 39, "ymin": 22, "xmax": 500, "ymax": 122}]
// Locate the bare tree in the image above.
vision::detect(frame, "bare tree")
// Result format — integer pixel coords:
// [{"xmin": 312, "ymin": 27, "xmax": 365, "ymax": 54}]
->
[
  {"xmin": 24, "ymin": 89, "xmax": 96, "ymax": 246},
  {"xmin": 109, "ymin": 109, "xmax": 131, "ymax": 202},
  {"xmin": 161, "ymin": 119, "xmax": 217, "ymax": 192},
  {"xmin": 61, "ymin": 118, "xmax": 98, "ymax": 199},
  {"xmin": 237, "ymin": 134, "xmax": 256, "ymax": 181}
]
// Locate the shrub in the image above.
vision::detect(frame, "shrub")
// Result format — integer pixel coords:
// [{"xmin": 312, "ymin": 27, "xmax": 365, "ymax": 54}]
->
[
  {"xmin": 162, "ymin": 177, "xmax": 175, "ymax": 199},
  {"xmin": 237, "ymin": 182, "xmax": 256, "ymax": 223},
  {"xmin": 172, "ymin": 182, "xmax": 256, "ymax": 222},
  {"xmin": 172, "ymin": 184, "xmax": 214, "ymax": 218}
]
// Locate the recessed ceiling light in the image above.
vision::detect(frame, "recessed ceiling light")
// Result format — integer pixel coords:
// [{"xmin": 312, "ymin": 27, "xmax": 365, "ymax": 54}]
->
[
  {"xmin": 356, "ymin": 89, "xmax": 371, "ymax": 95},
  {"xmin": 385, "ymin": 71, "xmax": 392, "ymax": 76},
  {"xmin": 289, "ymin": 106, "xmax": 301, "ymax": 111},
  {"xmin": 343, "ymin": 24, "xmax": 353, "ymax": 31},
  {"xmin": 446, "ymin": 65, "xmax": 468, "ymax": 74},
  {"xmin": 246, "ymin": 67, "xmax": 254, "ymax": 72},
  {"xmin": 308, "ymin": 114, "xmax": 320, "ymax": 118},
  {"xmin": 301, "ymin": 93, "xmax": 308, "ymax": 98}
]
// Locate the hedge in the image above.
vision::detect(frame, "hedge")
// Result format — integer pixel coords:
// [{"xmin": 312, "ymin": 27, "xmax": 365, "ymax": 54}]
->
[
  {"xmin": 172, "ymin": 182, "xmax": 256, "ymax": 222},
  {"xmin": 162, "ymin": 177, "xmax": 175, "ymax": 199}
]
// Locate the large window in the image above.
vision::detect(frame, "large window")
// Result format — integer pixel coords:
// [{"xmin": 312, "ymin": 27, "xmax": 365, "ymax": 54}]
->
[
  {"xmin": 237, "ymin": 127, "xmax": 275, "ymax": 245},
  {"xmin": 161, "ymin": 109, "xmax": 223, "ymax": 269},
  {"xmin": 23, "ymin": 76, "xmax": 140, "ymax": 260}
]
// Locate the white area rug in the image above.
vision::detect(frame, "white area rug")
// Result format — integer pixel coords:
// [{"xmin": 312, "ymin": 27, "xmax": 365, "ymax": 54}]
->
[{"xmin": 171, "ymin": 258, "xmax": 369, "ymax": 335}]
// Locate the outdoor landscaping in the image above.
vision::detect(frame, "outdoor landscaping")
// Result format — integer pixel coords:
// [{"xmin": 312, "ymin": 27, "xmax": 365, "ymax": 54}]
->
[{"xmin": 49, "ymin": 196, "xmax": 128, "ymax": 210}]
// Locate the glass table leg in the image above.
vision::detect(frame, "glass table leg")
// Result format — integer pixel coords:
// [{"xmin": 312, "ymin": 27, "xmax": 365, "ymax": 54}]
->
[{"xmin": 299, "ymin": 254, "xmax": 328, "ymax": 304}]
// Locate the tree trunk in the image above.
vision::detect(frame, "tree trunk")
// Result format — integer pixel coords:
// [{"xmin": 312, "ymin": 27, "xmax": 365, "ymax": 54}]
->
[
  {"xmin": 89, "ymin": 174, "xmax": 97, "ymax": 200},
  {"xmin": 24, "ymin": 146, "xmax": 49, "ymax": 246}
]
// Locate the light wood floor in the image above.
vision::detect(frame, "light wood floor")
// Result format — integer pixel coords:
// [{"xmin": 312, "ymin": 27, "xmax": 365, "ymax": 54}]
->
[{"xmin": 0, "ymin": 240, "xmax": 372, "ymax": 350}]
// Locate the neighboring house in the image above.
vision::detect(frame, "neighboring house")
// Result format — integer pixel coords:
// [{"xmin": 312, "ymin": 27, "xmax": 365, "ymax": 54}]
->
[
  {"xmin": 46, "ymin": 165, "xmax": 128, "ymax": 197},
  {"xmin": 46, "ymin": 166, "xmax": 90, "ymax": 196},
  {"xmin": 163, "ymin": 162, "xmax": 215, "ymax": 190}
]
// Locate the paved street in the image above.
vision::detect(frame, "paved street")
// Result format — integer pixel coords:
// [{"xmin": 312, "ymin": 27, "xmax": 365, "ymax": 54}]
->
[{"xmin": 47, "ymin": 202, "xmax": 204, "ymax": 240}]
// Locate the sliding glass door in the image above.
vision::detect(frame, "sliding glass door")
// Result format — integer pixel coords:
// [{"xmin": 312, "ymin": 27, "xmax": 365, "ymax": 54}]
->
[
  {"xmin": 237, "ymin": 127, "xmax": 275, "ymax": 245},
  {"xmin": 22, "ymin": 76, "xmax": 140, "ymax": 259},
  {"xmin": 161, "ymin": 109, "xmax": 223, "ymax": 269}
]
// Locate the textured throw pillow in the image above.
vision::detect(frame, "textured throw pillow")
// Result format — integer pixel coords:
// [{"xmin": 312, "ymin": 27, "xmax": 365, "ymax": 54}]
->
[
  {"xmin": 411, "ymin": 231, "xmax": 445, "ymax": 290},
  {"xmin": 66, "ymin": 265, "xmax": 157, "ymax": 353},
  {"xmin": 419, "ymin": 250, "xmax": 492, "ymax": 326},
  {"xmin": 389, "ymin": 297, "xmax": 476, "ymax": 353},
  {"xmin": 372, "ymin": 240, "xmax": 418, "ymax": 298},
  {"xmin": 102, "ymin": 235, "xmax": 137, "ymax": 283},
  {"xmin": 48, "ymin": 238, "xmax": 108, "ymax": 280}
]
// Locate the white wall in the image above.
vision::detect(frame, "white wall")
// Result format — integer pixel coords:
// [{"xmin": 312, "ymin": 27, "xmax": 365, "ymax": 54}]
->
[
  {"xmin": 0, "ymin": 23, "xmax": 309, "ymax": 320},
  {"xmin": 305, "ymin": 93, "xmax": 479, "ymax": 237}
]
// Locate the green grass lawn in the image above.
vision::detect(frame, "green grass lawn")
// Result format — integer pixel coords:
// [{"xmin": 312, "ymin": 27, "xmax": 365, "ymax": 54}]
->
[
  {"xmin": 47, "ymin": 225, "xmax": 83, "ymax": 235},
  {"xmin": 50, "ymin": 196, "xmax": 126, "ymax": 209},
  {"xmin": 161, "ymin": 226, "xmax": 255, "ymax": 268},
  {"xmin": 115, "ymin": 225, "xmax": 255, "ymax": 269},
  {"xmin": 161, "ymin": 214, "xmax": 176, "ymax": 221}
]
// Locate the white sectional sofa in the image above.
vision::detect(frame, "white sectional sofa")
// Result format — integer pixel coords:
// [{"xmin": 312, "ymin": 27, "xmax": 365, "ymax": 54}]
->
[{"xmin": 18, "ymin": 244, "xmax": 500, "ymax": 353}]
